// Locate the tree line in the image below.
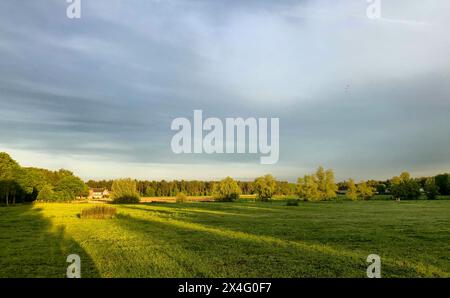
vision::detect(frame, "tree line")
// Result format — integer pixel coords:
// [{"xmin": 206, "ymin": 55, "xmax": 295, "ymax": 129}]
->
[
  {"xmin": 87, "ymin": 167, "xmax": 450, "ymax": 202},
  {"xmin": 86, "ymin": 179, "xmax": 295, "ymax": 197},
  {"xmin": 0, "ymin": 152, "xmax": 87, "ymax": 205},
  {"xmin": 2, "ymin": 151, "xmax": 450, "ymax": 205}
]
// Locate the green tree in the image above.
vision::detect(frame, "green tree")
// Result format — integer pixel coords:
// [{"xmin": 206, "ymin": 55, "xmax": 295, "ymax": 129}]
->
[
  {"xmin": 391, "ymin": 172, "xmax": 421, "ymax": 200},
  {"xmin": 296, "ymin": 175, "xmax": 320, "ymax": 201},
  {"xmin": 316, "ymin": 166, "xmax": 326, "ymax": 195},
  {"xmin": 37, "ymin": 185, "xmax": 55, "ymax": 201},
  {"xmin": 55, "ymin": 175, "xmax": 88, "ymax": 199},
  {"xmin": 212, "ymin": 177, "xmax": 241, "ymax": 202},
  {"xmin": 111, "ymin": 179, "xmax": 140, "ymax": 204},
  {"xmin": 324, "ymin": 169, "xmax": 338, "ymax": 200},
  {"xmin": 0, "ymin": 152, "xmax": 21, "ymax": 205},
  {"xmin": 435, "ymin": 174, "xmax": 450, "ymax": 195},
  {"xmin": 424, "ymin": 178, "xmax": 439, "ymax": 200},
  {"xmin": 346, "ymin": 178, "xmax": 358, "ymax": 201},
  {"xmin": 376, "ymin": 183, "xmax": 387, "ymax": 195},
  {"xmin": 254, "ymin": 174, "xmax": 277, "ymax": 202},
  {"xmin": 296, "ymin": 167, "xmax": 337, "ymax": 201},
  {"xmin": 357, "ymin": 181, "xmax": 375, "ymax": 200},
  {"xmin": 145, "ymin": 185, "xmax": 156, "ymax": 197}
]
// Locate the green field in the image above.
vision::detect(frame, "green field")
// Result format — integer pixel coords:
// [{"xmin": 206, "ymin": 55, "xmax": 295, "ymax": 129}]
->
[{"xmin": 1, "ymin": 200, "xmax": 449, "ymax": 278}]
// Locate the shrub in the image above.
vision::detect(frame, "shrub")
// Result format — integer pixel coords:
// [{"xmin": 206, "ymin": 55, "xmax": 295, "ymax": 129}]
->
[
  {"xmin": 212, "ymin": 177, "xmax": 241, "ymax": 202},
  {"xmin": 111, "ymin": 179, "xmax": 140, "ymax": 204},
  {"xmin": 176, "ymin": 192, "xmax": 187, "ymax": 203},
  {"xmin": 286, "ymin": 199, "xmax": 299, "ymax": 206},
  {"xmin": 80, "ymin": 205, "xmax": 116, "ymax": 219}
]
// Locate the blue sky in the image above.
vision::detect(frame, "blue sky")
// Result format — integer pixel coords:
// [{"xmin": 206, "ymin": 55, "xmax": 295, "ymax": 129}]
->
[{"xmin": 0, "ymin": 0, "xmax": 449, "ymax": 181}]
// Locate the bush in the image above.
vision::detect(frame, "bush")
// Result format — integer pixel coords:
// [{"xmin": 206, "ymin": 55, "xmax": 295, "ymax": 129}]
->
[
  {"xmin": 80, "ymin": 205, "xmax": 116, "ymax": 219},
  {"xmin": 176, "ymin": 192, "xmax": 187, "ymax": 203},
  {"xmin": 111, "ymin": 179, "xmax": 140, "ymax": 204},
  {"xmin": 286, "ymin": 199, "xmax": 299, "ymax": 206}
]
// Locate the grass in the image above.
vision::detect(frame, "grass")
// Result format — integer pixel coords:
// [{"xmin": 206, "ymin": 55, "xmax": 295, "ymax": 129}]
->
[{"xmin": 0, "ymin": 200, "xmax": 449, "ymax": 278}]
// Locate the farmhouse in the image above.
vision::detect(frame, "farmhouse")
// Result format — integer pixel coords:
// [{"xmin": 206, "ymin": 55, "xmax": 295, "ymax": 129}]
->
[{"xmin": 88, "ymin": 188, "xmax": 110, "ymax": 199}]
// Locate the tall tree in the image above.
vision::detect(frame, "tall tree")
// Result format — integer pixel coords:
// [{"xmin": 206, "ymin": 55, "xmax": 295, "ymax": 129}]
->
[
  {"xmin": 0, "ymin": 152, "xmax": 20, "ymax": 205},
  {"xmin": 324, "ymin": 169, "xmax": 338, "ymax": 200},
  {"xmin": 347, "ymin": 178, "xmax": 358, "ymax": 201}
]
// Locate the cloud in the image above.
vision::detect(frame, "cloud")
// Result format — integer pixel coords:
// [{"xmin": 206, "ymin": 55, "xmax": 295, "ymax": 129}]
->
[{"xmin": 0, "ymin": 0, "xmax": 449, "ymax": 181}]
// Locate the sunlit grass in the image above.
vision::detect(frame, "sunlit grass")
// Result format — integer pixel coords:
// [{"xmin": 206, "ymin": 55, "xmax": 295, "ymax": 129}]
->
[{"xmin": 0, "ymin": 200, "xmax": 449, "ymax": 277}]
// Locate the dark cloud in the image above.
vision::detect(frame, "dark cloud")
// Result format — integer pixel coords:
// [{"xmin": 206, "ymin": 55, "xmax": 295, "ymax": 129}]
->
[{"xmin": 0, "ymin": 0, "xmax": 449, "ymax": 180}]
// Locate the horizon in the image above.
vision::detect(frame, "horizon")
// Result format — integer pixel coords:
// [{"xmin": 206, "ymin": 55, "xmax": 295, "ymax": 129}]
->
[{"xmin": 2, "ymin": 150, "xmax": 446, "ymax": 184}]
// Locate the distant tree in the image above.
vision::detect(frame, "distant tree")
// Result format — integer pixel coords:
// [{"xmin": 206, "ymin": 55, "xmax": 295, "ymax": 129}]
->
[
  {"xmin": 296, "ymin": 167, "xmax": 337, "ymax": 201},
  {"xmin": 391, "ymin": 172, "xmax": 421, "ymax": 200},
  {"xmin": 212, "ymin": 177, "xmax": 241, "ymax": 202},
  {"xmin": 324, "ymin": 169, "xmax": 338, "ymax": 200},
  {"xmin": 346, "ymin": 178, "xmax": 358, "ymax": 201},
  {"xmin": 357, "ymin": 181, "xmax": 375, "ymax": 200},
  {"xmin": 296, "ymin": 175, "xmax": 320, "ymax": 201},
  {"xmin": 111, "ymin": 179, "xmax": 140, "ymax": 204},
  {"xmin": 254, "ymin": 174, "xmax": 277, "ymax": 202},
  {"xmin": 337, "ymin": 181, "xmax": 349, "ymax": 192},
  {"xmin": 424, "ymin": 178, "xmax": 439, "ymax": 200},
  {"xmin": 316, "ymin": 166, "xmax": 326, "ymax": 195},
  {"xmin": 145, "ymin": 185, "xmax": 156, "ymax": 197},
  {"xmin": 276, "ymin": 181, "xmax": 293, "ymax": 195},
  {"xmin": 435, "ymin": 174, "xmax": 450, "ymax": 195},
  {"xmin": 376, "ymin": 183, "xmax": 387, "ymax": 195}
]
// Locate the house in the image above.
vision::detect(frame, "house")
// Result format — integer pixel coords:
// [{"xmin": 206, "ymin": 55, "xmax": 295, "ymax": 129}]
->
[{"xmin": 88, "ymin": 188, "xmax": 110, "ymax": 199}]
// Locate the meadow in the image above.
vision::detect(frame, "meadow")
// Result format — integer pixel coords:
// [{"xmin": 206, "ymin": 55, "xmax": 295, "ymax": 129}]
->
[{"xmin": 0, "ymin": 199, "xmax": 449, "ymax": 278}]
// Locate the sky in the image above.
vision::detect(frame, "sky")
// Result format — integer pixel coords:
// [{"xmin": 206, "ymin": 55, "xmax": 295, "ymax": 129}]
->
[{"xmin": 0, "ymin": 0, "xmax": 449, "ymax": 182}]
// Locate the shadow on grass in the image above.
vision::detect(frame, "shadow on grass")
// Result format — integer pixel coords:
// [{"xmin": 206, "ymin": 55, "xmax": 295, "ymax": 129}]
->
[
  {"xmin": 114, "ymin": 208, "xmax": 368, "ymax": 277},
  {"xmin": 127, "ymin": 204, "xmax": 249, "ymax": 217},
  {"xmin": 116, "ymin": 205, "xmax": 449, "ymax": 278},
  {"xmin": 0, "ymin": 204, "xmax": 100, "ymax": 278}
]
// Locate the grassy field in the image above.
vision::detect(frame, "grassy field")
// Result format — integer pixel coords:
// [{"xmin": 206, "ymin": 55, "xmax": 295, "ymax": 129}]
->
[{"xmin": 0, "ymin": 200, "xmax": 449, "ymax": 278}]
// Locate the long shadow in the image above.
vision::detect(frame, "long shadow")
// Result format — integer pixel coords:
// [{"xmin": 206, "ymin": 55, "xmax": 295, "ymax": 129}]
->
[
  {"xmin": 113, "ymin": 210, "xmax": 369, "ymax": 277},
  {"xmin": 128, "ymin": 204, "xmax": 249, "ymax": 217},
  {"xmin": 116, "ymin": 206, "xmax": 449, "ymax": 277},
  {"xmin": 0, "ymin": 204, "xmax": 100, "ymax": 278}
]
